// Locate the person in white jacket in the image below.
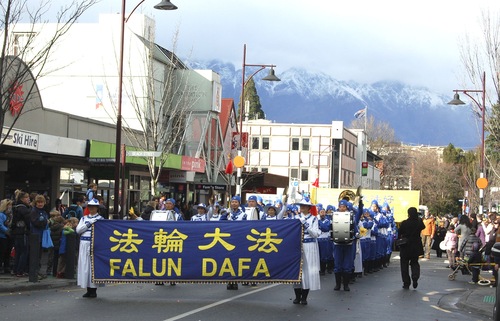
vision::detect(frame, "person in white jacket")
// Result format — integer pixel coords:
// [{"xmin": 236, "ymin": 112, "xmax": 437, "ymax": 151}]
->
[
  {"xmin": 292, "ymin": 198, "xmax": 321, "ymax": 305},
  {"xmin": 76, "ymin": 198, "xmax": 104, "ymax": 298}
]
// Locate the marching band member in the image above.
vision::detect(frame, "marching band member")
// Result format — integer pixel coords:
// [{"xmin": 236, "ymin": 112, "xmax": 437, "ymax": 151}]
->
[
  {"xmin": 283, "ymin": 204, "xmax": 297, "ymax": 219},
  {"xmin": 191, "ymin": 203, "xmax": 208, "ymax": 221},
  {"xmin": 371, "ymin": 200, "xmax": 389, "ymax": 270},
  {"xmin": 382, "ymin": 202, "xmax": 396, "ymax": 266},
  {"xmin": 292, "ymin": 198, "xmax": 321, "ymax": 305},
  {"xmin": 209, "ymin": 203, "xmax": 227, "ymax": 221},
  {"xmin": 261, "ymin": 205, "xmax": 279, "ymax": 220},
  {"xmin": 227, "ymin": 196, "xmax": 246, "ymax": 290},
  {"xmin": 359, "ymin": 208, "xmax": 374, "ymax": 274},
  {"xmin": 318, "ymin": 207, "xmax": 334, "ymax": 275},
  {"xmin": 76, "ymin": 198, "xmax": 104, "ymax": 298},
  {"xmin": 245, "ymin": 195, "xmax": 263, "ymax": 220},
  {"xmin": 228, "ymin": 196, "xmax": 246, "ymax": 221},
  {"xmin": 164, "ymin": 198, "xmax": 183, "ymax": 221},
  {"xmin": 333, "ymin": 199, "xmax": 363, "ymax": 291}
]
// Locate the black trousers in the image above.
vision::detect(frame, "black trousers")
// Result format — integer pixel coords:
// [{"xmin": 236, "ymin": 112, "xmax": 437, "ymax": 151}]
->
[{"xmin": 400, "ymin": 256, "xmax": 420, "ymax": 286}]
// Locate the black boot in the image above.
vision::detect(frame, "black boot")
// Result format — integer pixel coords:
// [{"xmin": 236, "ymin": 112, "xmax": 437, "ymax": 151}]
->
[
  {"xmin": 320, "ymin": 262, "xmax": 326, "ymax": 275},
  {"xmin": 343, "ymin": 273, "xmax": 350, "ymax": 291},
  {"xmin": 83, "ymin": 287, "xmax": 97, "ymax": 298},
  {"xmin": 293, "ymin": 288, "xmax": 302, "ymax": 304},
  {"xmin": 82, "ymin": 287, "xmax": 92, "ymax": 297},
  {"xmin": 300, "ymin": 289, "xmax": 309, "ymax": 305},
  {"xmin": 334, "ymin": 273, "xmax": 342, "ymax": 291}
]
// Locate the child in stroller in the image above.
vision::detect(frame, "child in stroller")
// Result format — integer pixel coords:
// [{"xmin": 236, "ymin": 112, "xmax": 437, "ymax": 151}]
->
[{"xmin": 450, "ymin": 228, "xmax": 484, "ymax": 284}]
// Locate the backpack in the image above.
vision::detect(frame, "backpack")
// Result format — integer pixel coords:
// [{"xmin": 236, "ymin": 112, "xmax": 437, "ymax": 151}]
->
[{"xmin": 66, "ymin": 205, "xmax": 78, "ymax": 219}]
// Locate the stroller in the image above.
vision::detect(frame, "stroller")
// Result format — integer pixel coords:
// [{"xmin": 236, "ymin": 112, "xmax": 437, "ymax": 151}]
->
[{"xmin": 448, "ymin": 244, "xmax": 493, "ymax": 285}]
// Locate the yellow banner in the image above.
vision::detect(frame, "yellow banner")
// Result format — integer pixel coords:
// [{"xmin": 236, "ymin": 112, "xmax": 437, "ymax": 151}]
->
[{"xmin": 316, "ymin": 188, "xmax": 420, "ymax": 222}]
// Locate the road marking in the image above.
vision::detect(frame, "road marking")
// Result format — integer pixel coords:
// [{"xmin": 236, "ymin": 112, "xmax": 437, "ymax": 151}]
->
[
  {"xmin": 162, "ymin": 284, "xmax": 279, "ymax": 321},
  {"xmin": 430, "ymin": 305, "xmax": 451, "ymax": 313}
]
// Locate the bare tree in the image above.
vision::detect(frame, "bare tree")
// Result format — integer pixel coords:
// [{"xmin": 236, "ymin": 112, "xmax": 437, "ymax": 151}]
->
[
  {"xmin": 0, "ymin": 0, "xmax": 97, "ymax": 143},
  {"xmin": 458, "ymin": 10, "xmax": 500, "ymax": 210},
  {"xmin": 117, "ymin": 27, "xmax": 198, "ymax": 197},
  {"xmin": 411, "ymin": 151, "xmax": 463, "ymax": 215},
  {"xmin": 350, "ymin": 115, "xmax": 398, "ymax": 154}
]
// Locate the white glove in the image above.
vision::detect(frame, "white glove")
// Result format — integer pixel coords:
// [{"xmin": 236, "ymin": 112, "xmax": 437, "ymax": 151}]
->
[
  {"xmin": 299, "ymin": 216, "xmax": 306, "ymax": 224},
  {"xmin": 85, "ymin": 218, "xmax": 97, "ymax": 227}
]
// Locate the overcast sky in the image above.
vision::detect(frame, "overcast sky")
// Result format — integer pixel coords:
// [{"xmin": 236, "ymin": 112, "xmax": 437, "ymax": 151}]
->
[{"xmin": 74, "ymin": 0, "xmax": 500, "ymax": 94}]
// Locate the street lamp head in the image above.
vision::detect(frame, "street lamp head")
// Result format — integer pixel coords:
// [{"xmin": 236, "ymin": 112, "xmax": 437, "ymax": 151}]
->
[
  {"xmin": 154, "ymin": 0, "xmax": 178, "ymax": 10},
  {"xmin": 261, "ymin": 68, "xmax": 281, "ymax": 82},
  {"xmin": 447, "ymin": 92, "xmax": 466, "ymax": 105}
]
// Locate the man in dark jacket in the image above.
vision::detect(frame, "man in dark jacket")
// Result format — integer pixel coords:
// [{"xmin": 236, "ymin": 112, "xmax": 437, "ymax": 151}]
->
[{"xmin": 398, "ymin": 207, "xmax": 425, "ymax": 289}]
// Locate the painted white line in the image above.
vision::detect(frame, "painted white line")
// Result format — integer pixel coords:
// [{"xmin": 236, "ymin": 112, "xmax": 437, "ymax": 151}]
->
[
  {"xmin": 163, "ymin": 284, "xmax": 280, "ymax": 321},
  {"xmin": 430, "ymin": 304, "xmax": 451, "ymax": 313}
]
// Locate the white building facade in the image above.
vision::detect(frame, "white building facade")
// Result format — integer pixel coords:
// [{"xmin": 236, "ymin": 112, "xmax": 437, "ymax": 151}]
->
[
  {"xmin": 243, "ymin": 120, "xmax": 380, "ymax": 194},
  {"xmin": 3, "ymin": 14, "xmax": 226, "ymax": 213}
]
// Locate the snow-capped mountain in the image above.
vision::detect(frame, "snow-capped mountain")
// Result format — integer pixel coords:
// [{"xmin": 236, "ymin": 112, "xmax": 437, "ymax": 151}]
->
[{"xmin": 188, "ymin": 59, "xmax": 480, "ymax": 150}]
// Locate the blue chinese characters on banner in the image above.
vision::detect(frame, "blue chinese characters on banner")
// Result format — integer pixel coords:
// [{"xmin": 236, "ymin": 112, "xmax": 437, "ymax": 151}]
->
[{"xmin": 92, "ymin": 220, "xmax": 302, "ymax": 283}]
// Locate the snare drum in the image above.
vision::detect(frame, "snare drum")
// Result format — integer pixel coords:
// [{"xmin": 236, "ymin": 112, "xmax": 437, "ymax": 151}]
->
[{"xmin": 331, "ymin": 211, "xmax": 355, "ymax": 243}]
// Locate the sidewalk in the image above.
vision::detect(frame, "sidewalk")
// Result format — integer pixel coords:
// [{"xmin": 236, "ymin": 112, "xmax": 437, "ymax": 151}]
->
[
  {"xmin": 457, "ymin": 283, "xmax": 496, "ymax": 318},
  {"xmin": 0, "ymin": 273, "xmax": 76, "ymax": 293}
]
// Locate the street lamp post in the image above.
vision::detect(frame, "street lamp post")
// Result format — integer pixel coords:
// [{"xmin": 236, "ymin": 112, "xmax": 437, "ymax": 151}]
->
[
  {"xmin": 113, "ymin": 0, "xmax": 177, "ymax": 218},
  {"xmin": 448, "ymin": 71, "xmax": 487, "ymax": 214},
  {"xmin": 235, "ymin": 44, "xmax": 280, "ymax": 196}
]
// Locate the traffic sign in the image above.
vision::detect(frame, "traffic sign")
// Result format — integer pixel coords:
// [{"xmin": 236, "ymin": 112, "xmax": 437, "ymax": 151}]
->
[
  {"xmin": 234, "ymin": 155, "xmax": 245, "ymax": 168},
  {"xmin": 126, "ymin": 151, "xmax": 161, "ymax": 157},
  {"xmin": 476, "ymin": 177, "xmax": 488, "ymax": 189}
]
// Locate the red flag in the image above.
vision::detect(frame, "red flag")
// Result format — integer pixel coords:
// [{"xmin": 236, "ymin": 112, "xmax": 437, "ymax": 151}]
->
[
  {"xmin": 310, "ymin": 205, "xmax": 318, "ymax": 216},
  {"xmin": 225, "ymin": 160, "xmax": 233, "ymax": 174},
  {"xmin": 312, "ymin": 178, "xmax": 319, "ymax": 187}
]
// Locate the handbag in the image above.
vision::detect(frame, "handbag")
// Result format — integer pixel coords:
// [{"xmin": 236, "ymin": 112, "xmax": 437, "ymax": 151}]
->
[
  {"xmin": 395, "ymin": 237, "xmax": 408, "ymax": 246},
  {"xmin": 41, "ymin": 224, "xmax": 54, "ymax": 249}
]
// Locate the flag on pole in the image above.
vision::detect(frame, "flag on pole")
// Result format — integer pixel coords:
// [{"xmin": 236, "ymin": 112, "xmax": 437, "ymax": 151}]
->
[
  {"xmin": 225, "ymin": 159, "xmax": 233, "ymax": 174},
  {"xmin": 354, "ymin": 107, "xmax": 366, "ymax": 119},
  {"xmin": 311, "ymin": 178, "xmax": 319, "ymax": 187}
]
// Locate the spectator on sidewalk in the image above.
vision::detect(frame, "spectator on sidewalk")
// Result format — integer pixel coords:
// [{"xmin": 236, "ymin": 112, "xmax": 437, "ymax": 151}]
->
[
  {"xmin": 421, "ymin": 210, "xmax": 435, "ymax": 259},
  {"xmin": 443, "ymin": 224, "xmax": 458, "ymax": 268},
  {"xmin": 432, "ymin": 220, "xmax": 447, "ymax": 258},
  {"xmin": 29, "ymin": 195, "xmax": 50, "ymax": 279},
  {"xmin": 459, "ymin": 227, "xmax": 483, "ymax": 284},
  {"xmin": 46, "ymin": 212, "xmax": 64, "ymax": 277},
  {"xmin": 11, "ymin": 190, "xmax": 31, "ymax": 277},
  {"xmin": 0, "ymin": 199, "xmax": 13, "ymax": 274},
  {"xmin": 455, "ymin": 215, "xmax": 472, "ymax": 258},
  {"xmin": 56, "ymin": 217, "xmax": 78, "ymax": 278}
]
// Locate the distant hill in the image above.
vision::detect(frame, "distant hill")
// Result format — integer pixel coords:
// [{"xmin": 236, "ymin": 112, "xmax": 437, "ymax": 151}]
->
[{"xmin": 188, "ymin": 59, "xmax": 480, "ymax": 150}]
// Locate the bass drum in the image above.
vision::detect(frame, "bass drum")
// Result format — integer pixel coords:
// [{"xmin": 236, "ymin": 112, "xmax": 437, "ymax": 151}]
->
[{"xmin": 331, "ymin": 211, "xmax": 355, "ymax": 243}]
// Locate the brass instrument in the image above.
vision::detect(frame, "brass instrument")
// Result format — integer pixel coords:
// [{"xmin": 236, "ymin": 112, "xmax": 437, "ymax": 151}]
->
[
  {"xmin": 338, "ymin": 186, "xmax": 362, "ymax": 205},
  {"xmin": 338, "ymin": 190, "xmax": 356, "ymax": 202}
]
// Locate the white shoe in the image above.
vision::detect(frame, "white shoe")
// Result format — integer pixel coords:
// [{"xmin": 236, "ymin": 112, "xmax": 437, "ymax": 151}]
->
[
  {"xmin": 444, "ymin": 260, "xmax": 449, "ymax": 264},
  {"xmin": 421, "ymin": 258, "xmax": 429, "ymax": 261}
]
